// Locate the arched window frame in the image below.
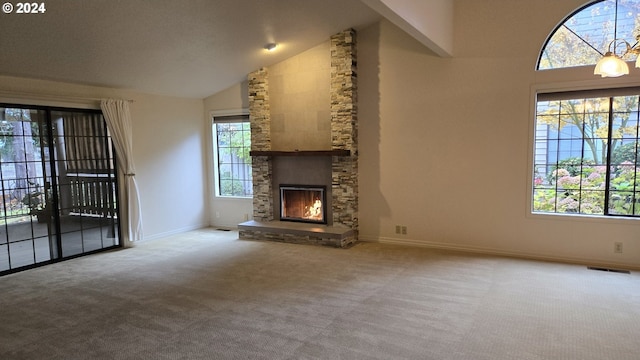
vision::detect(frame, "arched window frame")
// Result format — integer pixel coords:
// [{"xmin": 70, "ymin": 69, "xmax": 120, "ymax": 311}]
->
[{"xmin": 537, "ymin": 0, "xmax": 640, "ymax": 71}]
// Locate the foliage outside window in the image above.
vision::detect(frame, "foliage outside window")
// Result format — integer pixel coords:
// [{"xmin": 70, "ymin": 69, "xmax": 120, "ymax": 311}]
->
[
  {"xmin": 213, "ymin": 115, "xmax": 252, "ymax": 197},
  {"xmin": 533, "ymin": 92, "xmax": 640, "ymax": 216}
]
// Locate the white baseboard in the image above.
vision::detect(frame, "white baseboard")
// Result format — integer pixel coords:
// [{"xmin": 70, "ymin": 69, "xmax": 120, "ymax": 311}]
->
[
  {"xmin": 358, "ymin": 235, "xmax": 640, "ymax": 271},
  {"xmin": 138, "ymin": 223, "xmax": 210, "ymax": 242}
]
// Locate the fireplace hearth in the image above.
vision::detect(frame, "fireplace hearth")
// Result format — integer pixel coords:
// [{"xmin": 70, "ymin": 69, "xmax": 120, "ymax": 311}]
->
[{"xmin": 280, "ymin": 185, "xmax": 326, "ymax": 224}]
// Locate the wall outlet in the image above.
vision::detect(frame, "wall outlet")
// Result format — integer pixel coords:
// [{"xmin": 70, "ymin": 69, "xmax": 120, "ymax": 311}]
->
[
  {"xmin": 401, "ymin": 226, "xmax": 407, "ymax": 235},
  {"xmin": 215, "ymin": 211, "xmax": 220, "ymax": 218},
  {"xmin": 395, "ymin": 225, "xmax": 401, "ymax": 234},
  {"xmin": 243, "ymin": 213, "xmax": 249, "ymax": 221},
  {"xmin": 614, "ymin": 242, "xmax": 623, "ymax": 254}
]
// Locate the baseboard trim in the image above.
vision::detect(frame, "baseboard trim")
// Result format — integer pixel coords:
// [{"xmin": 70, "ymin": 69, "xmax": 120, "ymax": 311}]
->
[
  {"xmin": 139, "ymin": 223, "xmax": 209, "ymax": 242},
  {"xmin": 358, "ymin": 235, "xmax": 640, "ymax": 271}
]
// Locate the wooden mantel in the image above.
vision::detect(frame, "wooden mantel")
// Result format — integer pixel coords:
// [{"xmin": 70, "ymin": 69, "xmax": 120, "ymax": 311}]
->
[{"xmin": 249, "ymin": 149, "xmax": 350, "ymax": 157}]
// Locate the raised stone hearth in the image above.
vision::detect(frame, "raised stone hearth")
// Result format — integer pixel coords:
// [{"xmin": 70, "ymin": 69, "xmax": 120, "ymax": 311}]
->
[
  {"xmin": 239, "ymin": 29, "xmax": 358, "ymax": 248},
  {"xmin": 238, "ymin": 220, "xmax": 354, "ymax": 248}
]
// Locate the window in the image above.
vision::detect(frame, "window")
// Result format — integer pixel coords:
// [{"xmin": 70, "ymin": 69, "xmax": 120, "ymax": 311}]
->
[
  {"xmin": 212, "ymin": 114, "xmax": 252, "ymax": 197},
  {"xmin": 538, "ymin": 0, "xmax": 640, "ymax": 71},
  {"xmin": 533, "ymin": 89, "xmax": 640, "ymax": 216},
  {"xmin": 533, "ymin": 1, "xmax": 640, "ymax": 217}
]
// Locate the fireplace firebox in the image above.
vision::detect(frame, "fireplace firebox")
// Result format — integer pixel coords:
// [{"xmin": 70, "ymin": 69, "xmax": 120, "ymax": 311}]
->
[{"xmin": 280, "ymin": 185, "xmax": 327, "ymax": 224}]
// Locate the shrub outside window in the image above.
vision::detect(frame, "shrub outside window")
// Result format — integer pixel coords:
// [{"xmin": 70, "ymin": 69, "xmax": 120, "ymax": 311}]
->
[
  {"xmin": 213, "ymin": 115, "xmax": 252, "ymax": 197},
  {"xmin": 533, "ymin": 90, "xmax": 640, "ymax": 216}
]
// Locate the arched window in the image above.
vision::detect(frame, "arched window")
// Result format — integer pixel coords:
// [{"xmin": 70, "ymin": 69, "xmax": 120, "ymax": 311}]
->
[
  {"xmin": 532, "ymin": 1, "xmax": 640, "ymax": 218},
  {"xmin": 538, "ymin": 0, "xmax": 640, "ymax": 70}
]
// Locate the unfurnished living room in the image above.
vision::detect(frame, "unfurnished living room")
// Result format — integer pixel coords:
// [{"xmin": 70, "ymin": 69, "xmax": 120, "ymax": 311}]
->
[{"xmin": 1, "ymin": 1, "xmax": 640, "ymax": 359}]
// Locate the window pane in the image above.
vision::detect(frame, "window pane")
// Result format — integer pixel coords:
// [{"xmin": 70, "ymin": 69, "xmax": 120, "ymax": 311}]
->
[
  {"xmin": 608, "ymin": 191, "xmax": 638, "ymax": 215},
  {"xmin": 538, "ymin": 0, "xmax": 640, "ymax": 70},
  {"xmin": 218, "ymin": 147, "xmax": 232, "ymax": 164},
  {"xmin": 578, "ymin": 190, "xmax": 605, "ymax": 215},
  {"xmin": 556, "ymin": 139, "xmax": 583, "ymax": 161},
  {"xmin": 533, "ymin": 93, "xmax": 640, "ymax": 217},
  {"xmin": 214, "ymin": 117, "xmax": 252, "ymax": 197},
  {"xmin": 558, "ymin": 121, "xmax": 581, "ymax": 139},
  {"xmin": 532, "ymin": 187, "xmax": 557, "ymax": 213},
  {"xmin": 219, "ymin": 179, "xmax": 233, "ymax": 196},
  {"xmin": 612, "ymin": 115, "xmax": 638, "ymax": 141},
  {"xmin": 219, "ymin": 164, "xmax": 232, "ymax": 180}
]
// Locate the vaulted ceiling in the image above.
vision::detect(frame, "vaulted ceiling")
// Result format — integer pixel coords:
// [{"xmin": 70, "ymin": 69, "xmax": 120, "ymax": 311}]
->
[{"xmin": 0, "ymin": 0, "xmax": 449, "ymax": 99}]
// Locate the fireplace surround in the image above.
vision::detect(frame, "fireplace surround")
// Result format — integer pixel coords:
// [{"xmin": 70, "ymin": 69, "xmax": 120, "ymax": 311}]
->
[{"xmin": 238, "ymin": 29, "xmax": 358, "ymax": 248}]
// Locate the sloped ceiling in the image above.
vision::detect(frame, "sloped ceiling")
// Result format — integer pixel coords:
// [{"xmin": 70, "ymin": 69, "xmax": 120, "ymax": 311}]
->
[
  {"xmin": 0, "ymin": 0, "xmax": 382, "ymax": 98},
  {"xmin": 0, "ymin": 0, "xmax": 452, "ymax": 99}
]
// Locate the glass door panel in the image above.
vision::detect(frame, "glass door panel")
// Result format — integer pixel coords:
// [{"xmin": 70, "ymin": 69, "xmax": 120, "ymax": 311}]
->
[
  {"xmin": 51, "ymin": 110, "xmax": 119, "ymax": 258},
  {"xmin": 0, "ymin": 108, "xmax": 56, "ymax": 271}
]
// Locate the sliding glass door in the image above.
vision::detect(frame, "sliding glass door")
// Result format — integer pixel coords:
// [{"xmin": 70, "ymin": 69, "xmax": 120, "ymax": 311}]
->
[{"xmin": 0, "ymin": 105, "xmax": 120, "ymax": 274}]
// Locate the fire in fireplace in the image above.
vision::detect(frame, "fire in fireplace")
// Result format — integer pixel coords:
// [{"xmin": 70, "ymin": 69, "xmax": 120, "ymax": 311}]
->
[{"xmin": 280, "ymin": 185, "xmax": 327, "ymax": 224}]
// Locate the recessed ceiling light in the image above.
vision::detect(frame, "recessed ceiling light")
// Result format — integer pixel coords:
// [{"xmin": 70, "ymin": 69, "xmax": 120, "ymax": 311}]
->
[{"xmin": 264, "ymin": 43, "xmax": 277, "ymax": 51}]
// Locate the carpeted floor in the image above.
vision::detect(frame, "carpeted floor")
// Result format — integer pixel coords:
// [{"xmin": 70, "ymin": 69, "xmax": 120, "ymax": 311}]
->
[{"xmin": 0, "ymin": 228, "xmax": 639, "ymax": 359}]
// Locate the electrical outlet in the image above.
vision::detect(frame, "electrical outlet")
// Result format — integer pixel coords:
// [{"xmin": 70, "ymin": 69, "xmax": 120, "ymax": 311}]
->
[
  {"xmin": 614, "ymin": 242, "xmax": 623, "ymax": 254},
  {"xmin": 244, "ymin": 213, "xmax": 249, "ymax": 221},
  {"xmin": 401, "ymin": 226, "xmax": 407, "ymax": 235},
  {"xmin": 215, "ymin": 211, "xmax": 220, "ymax": 218},
  {"xmin": 395, "ymin": 225, "xmax": 401, "ymax": 234}
]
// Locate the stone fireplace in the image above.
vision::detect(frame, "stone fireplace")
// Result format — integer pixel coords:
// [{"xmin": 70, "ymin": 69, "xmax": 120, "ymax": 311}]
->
[{"xmin": 238, "ymin": 29, "xmax": 358, "ymax": 248}]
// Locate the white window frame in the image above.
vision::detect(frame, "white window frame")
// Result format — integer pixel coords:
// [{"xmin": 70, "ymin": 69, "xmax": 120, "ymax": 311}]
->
[{"xmin": 211, "ymin": 109, "xmax": 251, "ymax": 198}]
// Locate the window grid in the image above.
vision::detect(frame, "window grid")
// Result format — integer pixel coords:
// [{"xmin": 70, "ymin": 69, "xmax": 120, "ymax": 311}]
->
[
  {"xmin": 538, "ymin": 0, "xmax": 640, "ymax": 71},
  {"xmin": 533, "ymin": 95, "xmax": 640, "ymax": 217},
  {"xmin": 214, "ymin": 119, "xmax": 252, "ymax": 197}
]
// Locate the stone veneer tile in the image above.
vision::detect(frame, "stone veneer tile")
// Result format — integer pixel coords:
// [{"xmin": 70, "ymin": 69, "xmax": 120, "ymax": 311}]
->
[{"xmin": 330, "ymin": 29, "xmax": 358, "ymax": 232}]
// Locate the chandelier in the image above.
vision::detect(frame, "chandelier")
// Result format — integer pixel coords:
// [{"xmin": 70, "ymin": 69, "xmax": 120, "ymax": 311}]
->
[{"xmin": 594, "ymin": 37, "xmax": 640, "ymax": 77}]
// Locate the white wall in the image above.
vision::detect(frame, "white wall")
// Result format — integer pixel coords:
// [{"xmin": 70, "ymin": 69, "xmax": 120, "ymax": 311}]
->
[
  {"xmin": 203, "ymin": 82, "xmax": 253, "ymax": 228},
  {"xmin": 357, "ymin": 0, "xmax": 640, "ymax": 269},
  {"xmin": 362, "ymin": 0, "xmax": 453, "ymax": 56},
  {"xmin": 0, "ymin": 75, "xmax": 208, "ymax": 241},
  {"xmin": 130, "ymin": 94, "xmax": 208, "ymax": 240}
]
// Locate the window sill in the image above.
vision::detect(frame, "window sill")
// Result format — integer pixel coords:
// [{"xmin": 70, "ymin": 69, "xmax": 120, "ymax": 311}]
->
[
  {"xmin": 529, "ymin": 211, "xmax": 640, "ymax": 224},
  {"xmin": 215, "ymin": 195, "xmax": 253, "ymax": 200}
]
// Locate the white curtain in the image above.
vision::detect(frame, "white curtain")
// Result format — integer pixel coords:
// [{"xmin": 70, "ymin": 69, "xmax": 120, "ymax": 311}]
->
[{"xmin": 100, "ymin": 99, "xmax": 143, "ymax": 244}]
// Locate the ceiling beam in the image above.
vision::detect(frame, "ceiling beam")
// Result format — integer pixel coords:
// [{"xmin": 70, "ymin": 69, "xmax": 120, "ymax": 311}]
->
[{"xmin": 362, "ymin": 0, "xmax": 453, "ymax": 57}]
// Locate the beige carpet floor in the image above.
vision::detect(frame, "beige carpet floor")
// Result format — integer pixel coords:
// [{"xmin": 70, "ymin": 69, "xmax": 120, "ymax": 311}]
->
[{"xmin": 0, "ymin": 228, "xmax": 639, "ymax": 359}]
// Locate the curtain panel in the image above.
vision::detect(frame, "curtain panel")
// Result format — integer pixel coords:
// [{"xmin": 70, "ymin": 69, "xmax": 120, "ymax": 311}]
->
[{"xmin": 100, "ymin": 99, "xmax": 143, "ymax": 243}]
